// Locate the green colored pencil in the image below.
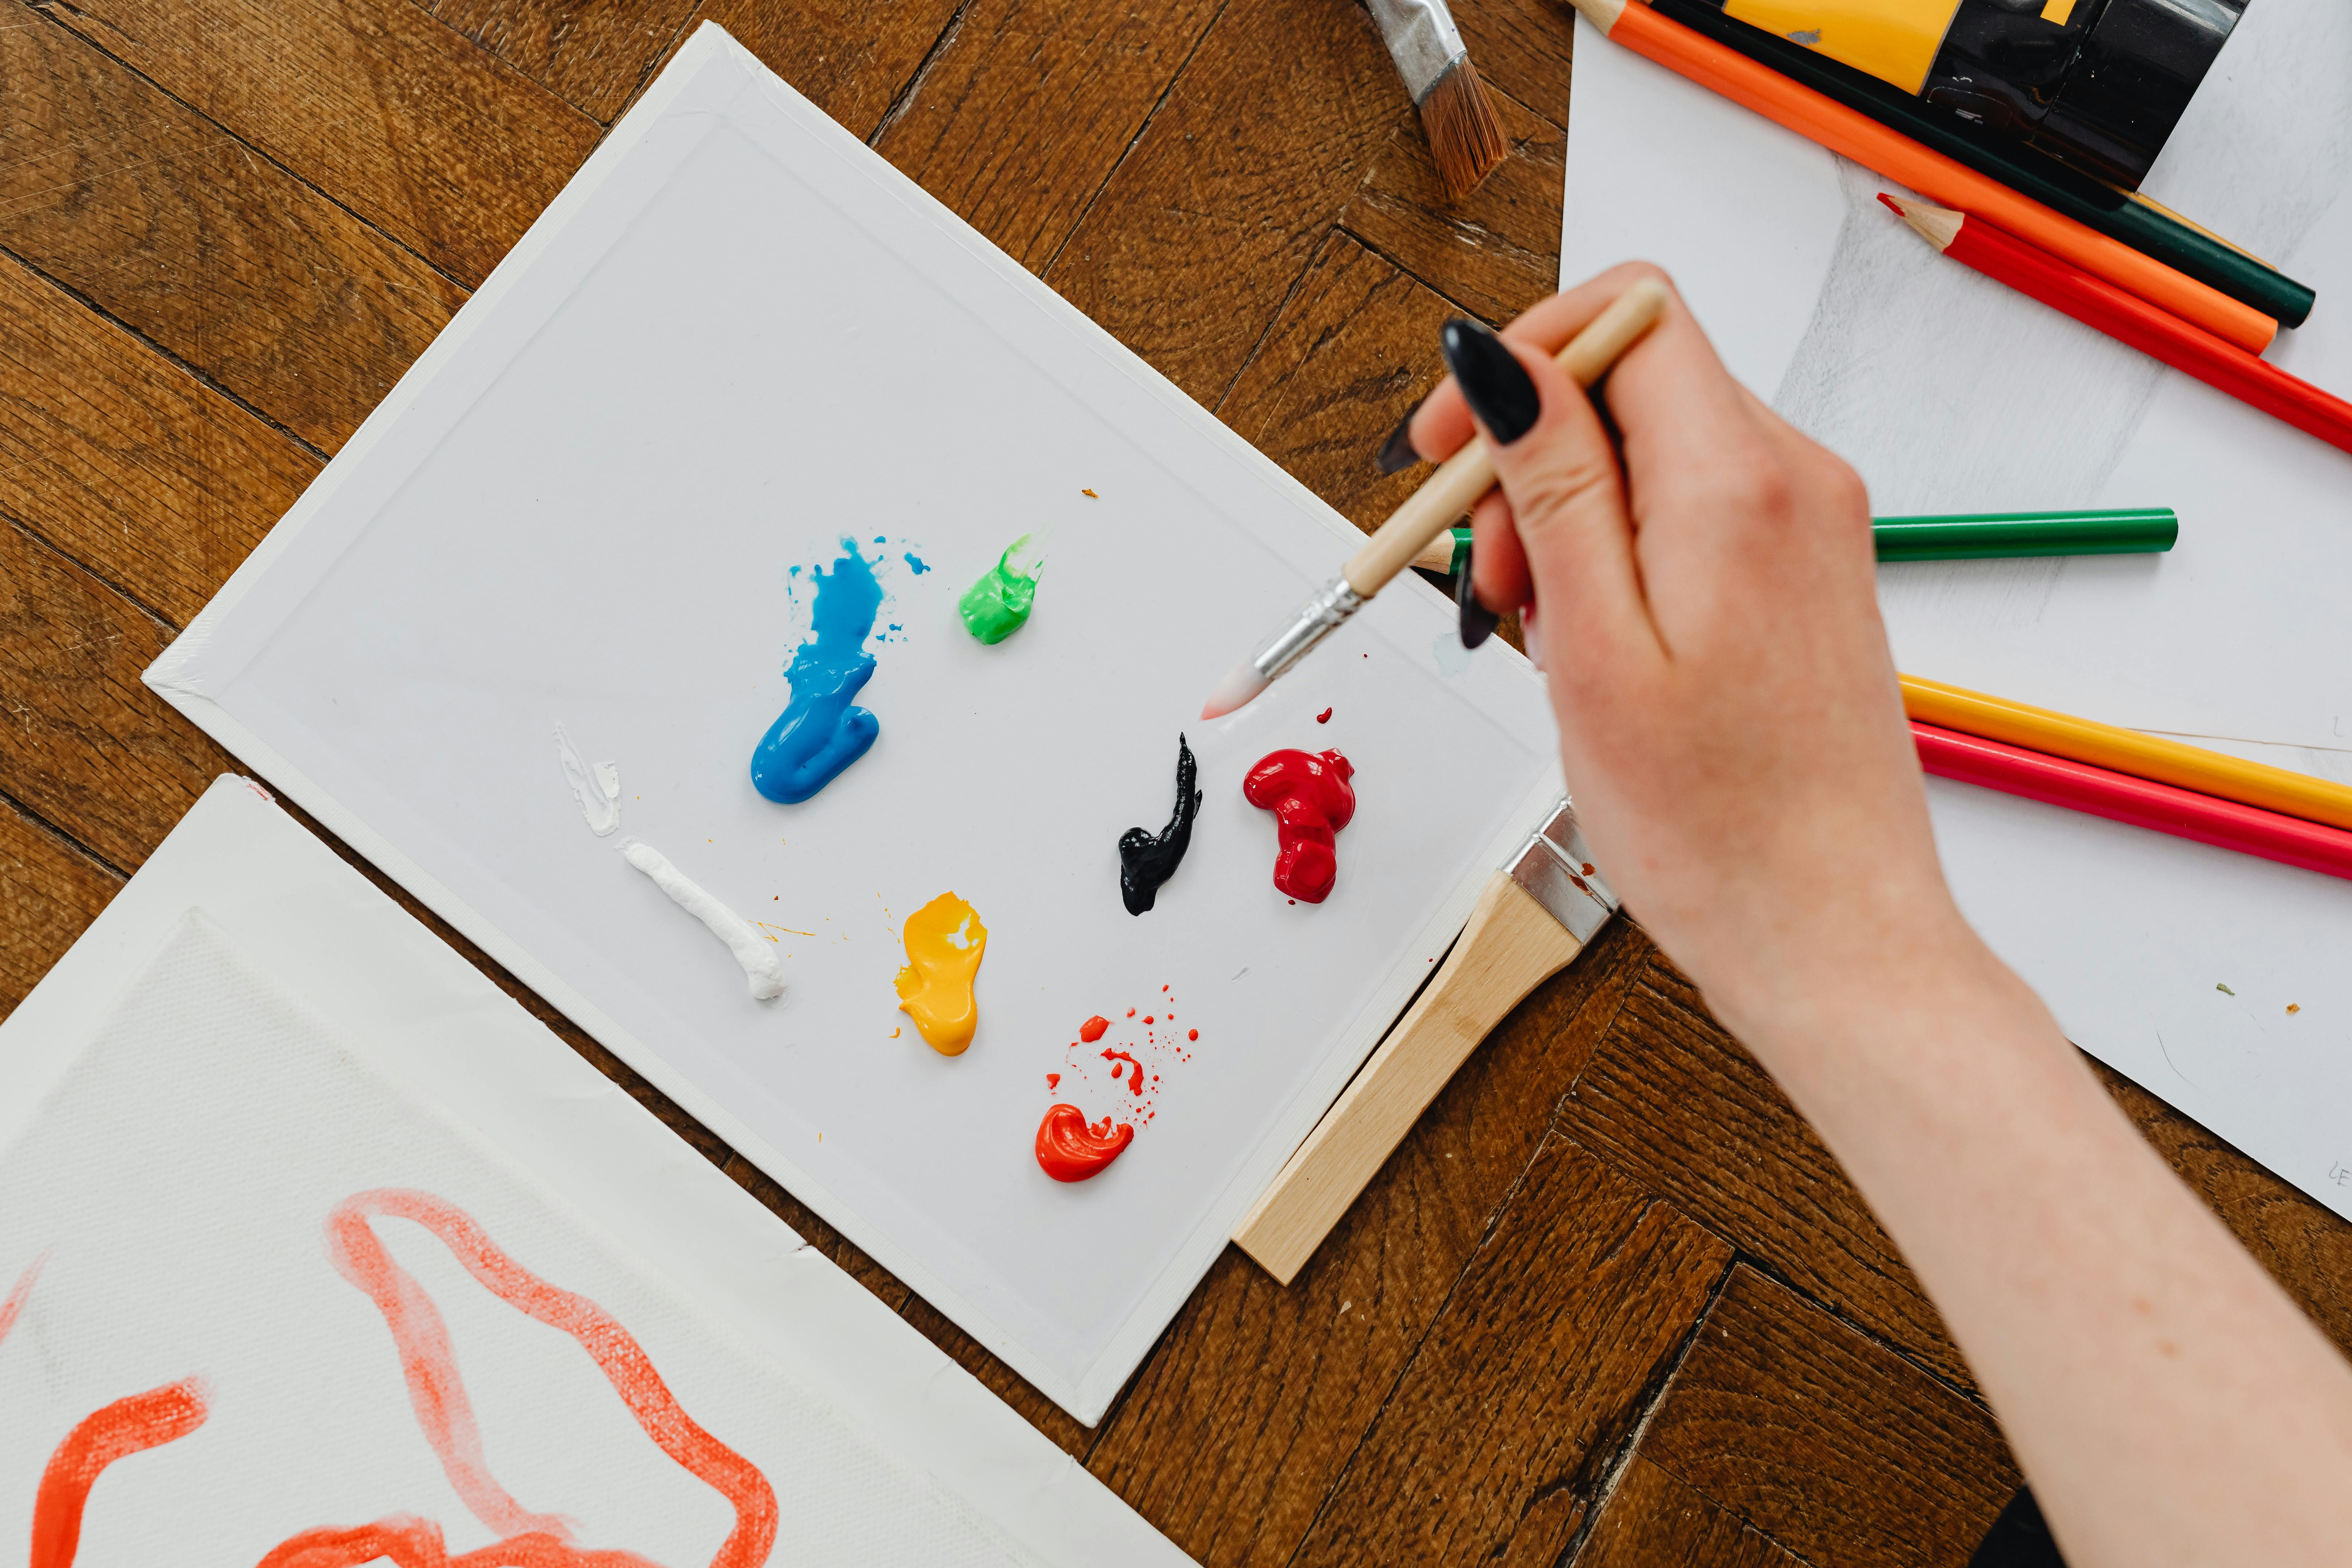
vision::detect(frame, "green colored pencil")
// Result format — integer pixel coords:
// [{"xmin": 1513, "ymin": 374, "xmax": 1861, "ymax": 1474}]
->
[
  {"xmin": 1871, "ymin": 508, "xmax": 2178, "ymax": 561},
  {"xmin": 1413, "ymin": 509, "xmax": 2177, "ymax": 575},
  {"xmin": 1646, "ymin": 0, "xmax": 2314, "ymax": 330}
]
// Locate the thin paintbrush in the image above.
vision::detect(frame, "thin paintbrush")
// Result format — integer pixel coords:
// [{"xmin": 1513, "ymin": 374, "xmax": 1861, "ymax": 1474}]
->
[
  {"xmin": 1201, "ymin": 278, "xmax": 1670, "ymax": 720},
  {"xmin": 1368, "ymin": 0, "xmax": 1509, "ymax": 198}
]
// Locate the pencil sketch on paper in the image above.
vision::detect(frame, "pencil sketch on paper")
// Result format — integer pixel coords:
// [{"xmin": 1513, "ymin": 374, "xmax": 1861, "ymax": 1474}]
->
[
  {"xmin": 4, "ymin": 1191, "xmax": 777, "ymax": 1568},
  {"xmin": 1768, "ymin": 0, "xmax": 2352, "ymax": 516}
]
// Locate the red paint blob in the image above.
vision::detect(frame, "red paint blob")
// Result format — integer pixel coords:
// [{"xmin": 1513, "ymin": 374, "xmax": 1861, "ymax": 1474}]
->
[
  {"xmin": 1316, "ymin": 708, "xmax": 1332, "ymax": 723},
  {"xmin": 1143, "ymin": 1015, "xmax": 1154, "ymax": 1025},
  {"xmin": 1244, "ymin": 748, "xmax": 1356, "ymax": 902},
  {"xmin": 1126, "ymin": 1008, "xmax": 1136, "ymax": 1017},
  {"xmin": 1189, "ymin": 1029, "xmax": 1199, "ymax": 1041},
  {"xmin": 33, "ymin": 1379, "xmax": 210, "ymax": 1568},
  {"xmin": 1036, "ymin": 1103, "xmax": 1135, "ymax": 1182},
  {"xmin": 1079, "ymin": 1015, "xmax": 1110, "ymax": 1043},
  {"xmin": 1100, "ymin": 1048, "xmax": 1149, "ymax": 1100},
  {"xmin": 1047, "ymin": 1072, "xmax": 1061, "ymax": 1090}
]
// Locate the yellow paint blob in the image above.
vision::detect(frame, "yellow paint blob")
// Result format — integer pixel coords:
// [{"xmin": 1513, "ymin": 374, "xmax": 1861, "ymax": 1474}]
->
[{"xmin": 894, "ymin": 892, "xmax": 988, "ymax": 1055}]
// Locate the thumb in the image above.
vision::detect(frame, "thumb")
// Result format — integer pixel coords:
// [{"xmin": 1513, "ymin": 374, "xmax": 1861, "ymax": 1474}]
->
[{"xmin": 1440, "ymin": 317, "xmax": 1653, "ymax": 670}]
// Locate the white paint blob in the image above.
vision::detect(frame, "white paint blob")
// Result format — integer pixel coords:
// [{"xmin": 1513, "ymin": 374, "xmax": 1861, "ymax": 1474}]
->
[
  {"xmin": 555, "ymin": 722, "xmax": 622, "ymax": 836},
  {"xmin": 619, "ymin": 838, "xmax": 784, "ymax": 1001}
]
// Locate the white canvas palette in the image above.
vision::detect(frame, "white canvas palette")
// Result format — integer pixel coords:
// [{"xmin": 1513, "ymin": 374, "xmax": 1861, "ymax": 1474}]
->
[
  {"xmin": 0, "ymin": 777, "xmax": 1187, "ymax": 1564},
  {"xmin": 1561, "ymin": 0, "xmax": 2352, "ymax": 1218},
  {"xmin": 144, "ymin": 27, "xmax": 1563, "ymax": 1421}
]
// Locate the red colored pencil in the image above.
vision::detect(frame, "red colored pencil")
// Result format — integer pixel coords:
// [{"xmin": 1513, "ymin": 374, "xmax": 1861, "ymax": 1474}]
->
[
  {"xmin": 1913, "ymin": 721, "xmax": 2352, "ymax": 882},
  {"xmin": 1881, "ymin": 195, "xmax": 2352, "ymax": 459}
]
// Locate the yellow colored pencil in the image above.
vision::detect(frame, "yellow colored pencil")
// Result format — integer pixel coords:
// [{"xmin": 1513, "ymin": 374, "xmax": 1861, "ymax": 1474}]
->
[{"xmin": 1900, "ymin": 675, "xmax": 2352, "ymax": 834}]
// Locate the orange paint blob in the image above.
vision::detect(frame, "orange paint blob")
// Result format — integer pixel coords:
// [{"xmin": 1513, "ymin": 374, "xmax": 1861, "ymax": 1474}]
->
[
  {"xmin": 893, "ymin": 892, "xmax": 988, "ymax": 1055},
  {"xmin": 1079, "ymin": 1015, "xmax": 1110, "ymax": 1043},
  {"xmin": 1035, "ymin": 1104, "xmax": 1134, "ymax": 1182},
  {"xmin": 1189, "ymin": 1029, "xmax": 1198, "ymax": 1041}
]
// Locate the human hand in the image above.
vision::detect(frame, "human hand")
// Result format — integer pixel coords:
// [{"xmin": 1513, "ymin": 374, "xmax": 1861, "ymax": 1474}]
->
[{"xmin": 1404, "ymin": 264, "xmax": 1986, "ymax": 1062}]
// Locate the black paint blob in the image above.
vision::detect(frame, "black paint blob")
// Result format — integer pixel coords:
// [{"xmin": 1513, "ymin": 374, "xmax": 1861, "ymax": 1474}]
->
[{"xmin": 1118, "ymin": 734, "xmax": 1203, "ymax": 916}]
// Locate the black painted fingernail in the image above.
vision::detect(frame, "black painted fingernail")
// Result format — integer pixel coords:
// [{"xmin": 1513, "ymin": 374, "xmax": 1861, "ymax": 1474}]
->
[
  {"xmin": 1455, "ymin": 539, "xmax": 1498, "ymax": 650},
  {"xmin": 1439, "ymin": 318, "xmax": 1540, "ymax": 446},
  {"xmin": 1375, "ymin": 399, "xmax": 1425, "ymax": 473}
]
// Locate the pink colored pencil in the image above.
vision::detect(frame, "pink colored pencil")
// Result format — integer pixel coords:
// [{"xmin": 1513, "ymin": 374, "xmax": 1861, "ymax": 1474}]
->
[{"xmin": 1912, "ymin": 721, "xmax": 2352, "ymax": 882}]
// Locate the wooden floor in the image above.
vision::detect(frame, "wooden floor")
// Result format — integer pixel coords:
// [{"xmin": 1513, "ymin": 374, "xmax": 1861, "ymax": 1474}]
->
[{"xmin": 2, "ymin": 0, "xmax": 2348, "ymax": 1560}]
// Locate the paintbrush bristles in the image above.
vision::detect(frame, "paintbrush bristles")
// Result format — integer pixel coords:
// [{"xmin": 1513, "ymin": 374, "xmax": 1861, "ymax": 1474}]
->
[{"xmin": 1419, "ymin": 57, "xmax": 1509, "ymax": 198}]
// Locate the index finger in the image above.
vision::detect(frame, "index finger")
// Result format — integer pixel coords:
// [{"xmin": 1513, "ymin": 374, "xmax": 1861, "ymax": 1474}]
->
[{"xmin": 1408, "ymin": 262, "xmax": 1693, "ymax": 462}]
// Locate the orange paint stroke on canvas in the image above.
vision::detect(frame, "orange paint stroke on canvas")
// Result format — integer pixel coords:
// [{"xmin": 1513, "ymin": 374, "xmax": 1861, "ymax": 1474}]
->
[
  {"xmin": 30, "ymin": 1377, "xmax": 211, "ymax": 1568},
  {"xmin": 0, "ymin": 1250, "xmax": 47, "ymax": 1349},
  {"xmin": 259, "ymin": 1517, "xmax": 657, "ymax": 1567},
  {"xmin": 324, "ymin": 1190, "xmax": 777, "ymax": 1568}
]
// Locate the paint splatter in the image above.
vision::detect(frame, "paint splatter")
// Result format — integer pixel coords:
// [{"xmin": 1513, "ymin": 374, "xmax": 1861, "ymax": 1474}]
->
[
  {"xmin": 1100, "ymin": 1048, "xmax": 1148, "ymax": 1100},
  {"xmin": 620, "ymin": 839, "xmax": 783, "ymax": 1001},
  {"xmin": 1035, "ymin": 1104, "xmax": 1134, "ymax": 1182},
  {"xmin": 752, "ymin": 542, "xmax": 883, "ymax": 804},
  {"xmin": 957, "ymin": 535, "xmax": 1045, "ymax": 644},
  {"xmin": 1081, "ymin": 489, "xmax": 1098, "ymax": 498},
  {"xmin": 1188, "ymin": 1029, "xmax": 1198, "ymax": 1041},
  {"xmin": 555, "ymin": 723, "xmax": 620, "ymax": 836},
  {"xmin": 2216, "ymin": 983, "xmax": 2235, "ymax": 995},
  {"xmin": 313, "ymin": 1189, "xmax": 777, "ymax": 1567},
  {"xmin": 1243, "ymin": 749, "xmax": 1357, "ymax": 903},
  {"xmin": 31, "ymin": 1378, "xmax": 211, "ymax": 1568},
  {"xmin": 0, "ymin": 1250, "xmax": 44, "ymax": 1348},
  {"xmin": 904, "ymin": 551, "xmax": 930, "ymax": 574},
  {"xmin": 1079, "ymin": 1015, "xmax": 1110, "ymax": 1043},
  {"xmin": 895, "ymin": 893, "xmax": 988, "ymax": 1055},
  {"xmin": 1316, "ymin": 708, "xmax": 1332, "ymax": 724},
  {"xmin": 1118, "ymin": 734, "xmax": 1203, "ymax": 915}
]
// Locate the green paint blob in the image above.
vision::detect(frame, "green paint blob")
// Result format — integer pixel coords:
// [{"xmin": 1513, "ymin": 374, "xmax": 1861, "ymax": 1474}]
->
[{"xmin": 958, "ymin": 535, "xmax": 1045, "ymax": 645}]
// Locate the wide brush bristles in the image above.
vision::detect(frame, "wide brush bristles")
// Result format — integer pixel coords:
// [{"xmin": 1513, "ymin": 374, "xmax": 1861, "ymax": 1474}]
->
[{"xmin": 1419, "ymin": 56, "xmax": 1508, "ymax": 198}]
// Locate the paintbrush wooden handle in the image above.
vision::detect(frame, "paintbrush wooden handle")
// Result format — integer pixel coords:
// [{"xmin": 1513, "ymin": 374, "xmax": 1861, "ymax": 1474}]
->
[
  {"xmin": 1232, "ymin": 870, "xmax": 1589, "ymax": 1284},
  {"xmin": 1340, "ymin": 278, "xmax": 1668, "ymax": 597}
]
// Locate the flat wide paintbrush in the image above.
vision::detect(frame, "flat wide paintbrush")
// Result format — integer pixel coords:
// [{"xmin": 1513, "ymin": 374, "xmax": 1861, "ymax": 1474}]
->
[
  {"xmin": 1368, "ymin": 0, "xmax": 1509, "ymax": 198},
  {"xmin": 1234, "ymin": 797, "xmax": 1619, "ymax": 1282},
  {"xmin": 1201, "ymin": 277, "xmax": 1670, "ymax": 720}
]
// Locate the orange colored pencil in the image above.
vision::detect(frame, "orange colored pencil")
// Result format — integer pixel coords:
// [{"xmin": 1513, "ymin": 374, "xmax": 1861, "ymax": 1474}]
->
[{"xmin": 1563, "ymin": 0, "xmax": 2278, "ymax": 356}]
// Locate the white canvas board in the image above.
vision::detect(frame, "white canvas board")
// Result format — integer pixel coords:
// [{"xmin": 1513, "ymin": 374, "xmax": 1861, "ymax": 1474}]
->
[
  {"xmin": 143, "ymin": 25, "xmax": 1564, "ymax": 1422},
  {"xmin": 0, "ymin": 776, "xmax": 1188, "ymax": 1564},
  {"xmin": 1561, "ymin": 0, "xmax": 2352, "ymax": 1218}
]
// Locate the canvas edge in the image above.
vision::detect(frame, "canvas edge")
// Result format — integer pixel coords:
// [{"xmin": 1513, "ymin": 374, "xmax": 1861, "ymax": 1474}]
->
[{"xmin": 0, "ymin": 776, "xmax": 1195, "ymax": 1566}]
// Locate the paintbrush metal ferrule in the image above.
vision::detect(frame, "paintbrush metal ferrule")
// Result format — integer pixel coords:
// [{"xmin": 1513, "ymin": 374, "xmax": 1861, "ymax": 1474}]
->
[
  {"xmin": 1367, "ymin": 0, "xmax": 1469, "ymax": 102},
  {"xmin": 1252, "ymin": 575, "xmax": 1366, "ymax": 685},
  {"xmin": 1506, "ymin": 799, "xmax": 1618, "ymax": 942}
]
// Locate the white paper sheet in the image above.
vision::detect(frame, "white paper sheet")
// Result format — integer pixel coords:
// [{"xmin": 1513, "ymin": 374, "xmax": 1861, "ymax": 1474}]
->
[
  {"xmin": 0, "ymin": 776, "xmax": 1187, "ymax": 1564},
  {"xmin": 1562, "ymin": 0, "xmax": 2352, "ymax": 1217},
  {"xmin": 143, "ymin": 25, "xmax": 1565, "ymax": 1422}
]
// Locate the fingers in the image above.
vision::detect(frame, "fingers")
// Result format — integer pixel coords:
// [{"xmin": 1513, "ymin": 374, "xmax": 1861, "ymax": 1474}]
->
[
  {"xmin": 1446, "ymin": 321, "xmax": 1654, "ymax": 669},
  {"xmin": 1409, "ymin": 262, "xmax": 1674, "ymax": 465},
  {"xmin": 1466, "ymin": 488, "xmax": 1529, "ymax": 625}
]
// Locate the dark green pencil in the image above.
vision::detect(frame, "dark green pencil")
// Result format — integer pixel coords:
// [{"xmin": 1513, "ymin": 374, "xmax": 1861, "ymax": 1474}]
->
[
  {"xmin": 1645, "ymin": 0, "xmax": 2314, "ymax": 330},
  {"xmin": 1413, "ymin": 509, "xmax": 2177, "ymax": 574}
]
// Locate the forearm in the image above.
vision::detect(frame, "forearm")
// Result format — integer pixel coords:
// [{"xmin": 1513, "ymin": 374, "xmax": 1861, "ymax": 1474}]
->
[{"xmin": 1748, "ymin": 938, "xmax": 2352, "ymax": 1567}]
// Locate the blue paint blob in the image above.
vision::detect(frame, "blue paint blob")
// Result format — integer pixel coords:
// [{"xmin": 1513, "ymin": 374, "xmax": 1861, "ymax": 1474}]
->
[
  {"xmin": 905, "ymin": 551, "xmax": 931, "ymax": 575},
  {"xmin": 750, "ymin": 541, "xmax": 885, "ymax": 804},
  {"xmin": 874, "ymin": 535, "xmax": 887, "ymax": 544}
]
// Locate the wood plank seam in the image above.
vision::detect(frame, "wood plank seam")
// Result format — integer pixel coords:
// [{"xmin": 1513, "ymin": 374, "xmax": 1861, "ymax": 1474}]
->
[
  {"xmin": 1557, "ymin": 949, "xmax": 2010, "ymax": 1418},
  {"xmin": 1555, "ymin": 1237, "xmax": 1744, "ymax": 1566},
  {"xmin": 0, "ymin": 780, "xmax": 133, "ymax": 882},
  {"xmin": 0, "ymin": 245, "xmax": 338, "ymax": 473},
  {"xmin": 4, "ymin": 505, "xmax": 183, "ymax": 639},
  {"xmin": 11, "ymin": 2, "xmax": 494, "ymax": 303},
  {"xmin": 1717, "ymin": 1244, "xmax": 1998, "ymax": 1417},
  {"xmin": 1328, "ymin": 221, "xmax": 1506, "ymax": 328},
  {"xmin": 1031, "ymin": 0, "xmax": 1237, "ymax": 281},
  {"xmin": 863, "ymin": 0, "xmax": 986, "ymax": 149},
  {"xmin": 1212, "ymin": 226, "xmax": 1358, "ymax": 419}
]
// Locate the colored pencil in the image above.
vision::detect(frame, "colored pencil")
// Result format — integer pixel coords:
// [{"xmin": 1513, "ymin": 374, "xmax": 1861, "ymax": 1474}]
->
[
  {"xmin": 1882, "ymin": 196, "xmax": 2352, "ymax": 460},
  {"xmin": 1642, "ymin": 0, "xmax": 2314, "ymax": 327},
  {"xmin": 1408, "ymin": 508, "xmax": 2177, "ymax": 573},
  {"xmin": 1901, "ymin": 675, "xmax": 2352, "ymax": 835},
  {"xmin": 1560, "ymin": 0, "xmax": 2277, "ymax": 355},
  {"xmin": 1914, "ymin": 722, "xmax": 2352, "ymax": 883}
]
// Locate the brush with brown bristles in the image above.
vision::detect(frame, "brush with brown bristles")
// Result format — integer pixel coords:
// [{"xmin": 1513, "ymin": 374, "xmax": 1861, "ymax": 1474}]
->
[{"xmin": 1368, "ymin": 0, "xmax": 1509, "ymax": 198}]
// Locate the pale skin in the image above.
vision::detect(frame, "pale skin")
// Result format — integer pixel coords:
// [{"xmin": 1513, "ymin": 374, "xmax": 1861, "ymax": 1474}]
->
[{"xmin": 1404, "ymin": 262, "xmax": 2352, "ymax": 1567}]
